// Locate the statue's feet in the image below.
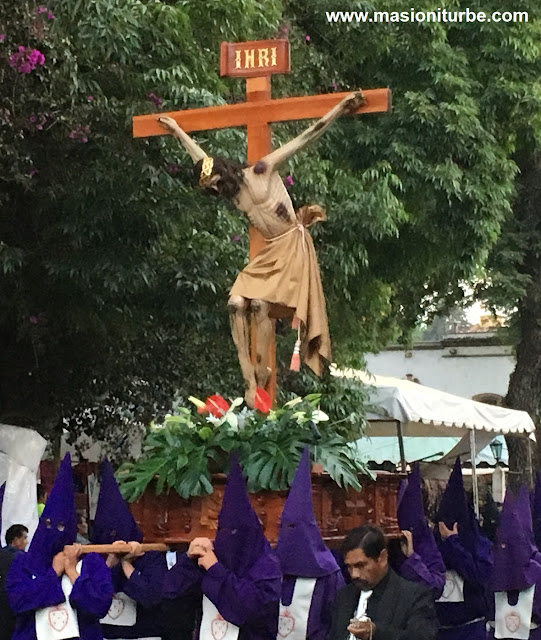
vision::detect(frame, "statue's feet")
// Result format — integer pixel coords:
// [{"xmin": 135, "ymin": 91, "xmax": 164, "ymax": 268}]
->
[{"xmin": 245, "ymin": 386, "xmax": 257, "ymax": 409}]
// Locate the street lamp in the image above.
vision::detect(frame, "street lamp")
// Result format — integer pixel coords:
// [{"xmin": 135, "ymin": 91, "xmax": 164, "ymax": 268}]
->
[{"xmin": 490, "ymin": 439, "xmax": 503, "ymax": 465}]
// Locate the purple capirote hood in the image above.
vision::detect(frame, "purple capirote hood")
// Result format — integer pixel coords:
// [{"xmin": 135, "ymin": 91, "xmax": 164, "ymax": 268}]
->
[
  {"xmin": 275, "ymin": 448, "xmax": 339, "ymax": 578},
  {"xmin": 27, "ymin": 453, "xmax": 77, "ymax": 572},
  {"xmin": 531, "ymin": 472, "xmax": 541, "ymax": 551},
  {"xmin": 91, "ymin": 459, "xmax": 143, "ymax": 544},
  {"xmin": 397, "ymin": 463, "xmax": 443, "ymax": 567},
  {"xmin": 435, "ymin": 457, "xmax": 483, "ymax": 553},
  {"xmin": 491, "ymin": 485, "xmax": 541, "ymax": 592},
  {"xmin": 214, "ymin": 453, "xmax": 278, "ymax": 578}
]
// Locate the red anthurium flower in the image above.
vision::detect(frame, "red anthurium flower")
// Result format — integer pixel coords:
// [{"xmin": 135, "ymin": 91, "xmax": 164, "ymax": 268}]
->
[
  {"xmin": 198, "ymin": 394, "xmax": 230, "ymax": 417},
  {"xmin": 254, "ymin": 388, "xmax": 271, "ymax": 414}
]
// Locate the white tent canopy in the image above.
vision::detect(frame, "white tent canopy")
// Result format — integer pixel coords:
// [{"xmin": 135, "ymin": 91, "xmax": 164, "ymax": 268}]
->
[
  {"xmin": 338, "ymin": 369, "xmax": 535, "ymax": 440},
  {"xmin": 336, "ymin": 369, "xmax": 536, "ymax": 511}
]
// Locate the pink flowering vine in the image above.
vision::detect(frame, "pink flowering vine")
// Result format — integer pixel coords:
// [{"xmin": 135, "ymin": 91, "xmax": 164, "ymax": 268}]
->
[
  {"xmin": 283, "ymin": 175, "xmax": 294, "ymax": 188},
  {"xmin": 305, "ymin": 35, "xmax": 311, "ymax": 42},
  {"xmin": 69, "ymin": 124, "xmax": 90, "ymax": 143},
  {"xmin": 29, "ymin": 113, "xmax": 48, "ymax": 130},
  {"xmin": 35, "ymin": 6, "xmax": 54, "ymax": 18},
  {"xmin": 147, "ymin": 91, "xmax": 162, "ymax": 108},
  {"xmin": 9, "ymin": 46, "xmax": 45, "ymax": 73},
  {"xmin": 166, "ymin": 163, "xmax": 180, "ymax": 175},
  {"xmin": 0, "ymin": 34, "xmax": 5, "ymax": 43}
]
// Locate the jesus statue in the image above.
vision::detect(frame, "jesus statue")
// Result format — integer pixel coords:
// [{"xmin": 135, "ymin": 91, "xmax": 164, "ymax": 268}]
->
[{"xmin": 158, "ymin": 90, "xmax": 365, "ymax": 407}]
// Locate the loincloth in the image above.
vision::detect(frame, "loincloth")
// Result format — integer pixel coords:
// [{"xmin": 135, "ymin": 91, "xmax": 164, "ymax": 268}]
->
[{"xmin": 229, "ymin": 206, "xmax": 331, "ymax": 376}]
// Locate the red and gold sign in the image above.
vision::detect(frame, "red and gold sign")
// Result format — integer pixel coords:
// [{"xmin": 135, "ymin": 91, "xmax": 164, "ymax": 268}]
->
[{"xmin": 220, "ymin": 39, "xmax": 290, "ymax": 78}]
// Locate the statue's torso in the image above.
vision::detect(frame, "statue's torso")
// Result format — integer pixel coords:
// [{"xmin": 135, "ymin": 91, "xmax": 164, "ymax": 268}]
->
[{"xmin": 235, "ymin": 168, "xmax": 296, "ymax": 238}]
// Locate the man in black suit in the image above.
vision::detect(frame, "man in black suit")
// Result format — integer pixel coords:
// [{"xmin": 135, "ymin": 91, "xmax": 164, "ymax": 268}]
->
[{"xmin": 328, "ymin": 525, "xmax": 438, "ymax": 640}]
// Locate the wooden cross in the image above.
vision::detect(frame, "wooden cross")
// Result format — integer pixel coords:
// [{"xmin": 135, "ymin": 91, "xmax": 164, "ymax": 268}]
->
[{"xmin": 133, "ymin": 39, "xmax": 392, "ymax": 404}]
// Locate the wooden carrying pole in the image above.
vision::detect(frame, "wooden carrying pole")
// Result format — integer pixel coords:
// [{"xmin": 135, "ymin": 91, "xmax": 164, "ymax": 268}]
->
[{"xmin": 70, "ymin": 543, "xmax": 170, "ymax": 554}]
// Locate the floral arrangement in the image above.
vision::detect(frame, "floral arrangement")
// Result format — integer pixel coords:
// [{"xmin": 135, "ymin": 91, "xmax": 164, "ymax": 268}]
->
[{"xmin": 117, "ymin": 392, "xmax": 371, "ymax": 501}]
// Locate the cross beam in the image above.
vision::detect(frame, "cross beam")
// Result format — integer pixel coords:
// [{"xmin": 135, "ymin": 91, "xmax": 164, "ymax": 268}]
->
[{"xmin": 132, "ymin": 88, "xmax": 391, "ymax": 137}]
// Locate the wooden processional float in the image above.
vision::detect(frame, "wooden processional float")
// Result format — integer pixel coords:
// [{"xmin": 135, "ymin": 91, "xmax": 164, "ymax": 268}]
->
[{"xmin": 107, "ymin": 39, "xmax": 398, "ymax": 551}]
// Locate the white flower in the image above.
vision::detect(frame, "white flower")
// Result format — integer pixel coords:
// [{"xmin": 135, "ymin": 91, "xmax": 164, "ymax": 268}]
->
[
  {"xmin": 226, "ymin": 413, "xmax": 239, "ymax": 431},
  {"xmin": 284, "ymin": 397, "xmax": 303, "ymax": 408},
  {"xmin": 311, "ymin": 409, "xmax": 329, "ymax": 423}
]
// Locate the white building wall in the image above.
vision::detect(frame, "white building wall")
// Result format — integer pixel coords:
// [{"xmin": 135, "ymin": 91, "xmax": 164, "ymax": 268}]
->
[{"xmin": 364, "ymin": 338, "xmax": 515, "ymax": 399}]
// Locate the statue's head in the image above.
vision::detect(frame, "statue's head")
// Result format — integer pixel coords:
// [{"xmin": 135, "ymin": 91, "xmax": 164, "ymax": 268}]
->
[{"xmin": 194, "ymin": 155, "xmax": 245, "ymax": 200}]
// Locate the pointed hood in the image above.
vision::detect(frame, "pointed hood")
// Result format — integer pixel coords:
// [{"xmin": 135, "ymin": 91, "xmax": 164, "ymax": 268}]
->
[
  {"xmin": 491, "ymin": 485, "xmax": 541, "ymax": 591},
  {"xmin": 480, "ymin": 491, "xmax": 500, "ymax": 542},
  {"xmin": 27, "ymin": 454, "xmax": 77, "ymax": 572},
  {"xmin": 398, "ymin": 464, "xmax": 444, "ymax": 568},
  {"xmin": 214, "ymin": 454, "xmax": 278, "ymax": 578},
  {"xmin": 435, "ymin": 458, "xmax": 482, "ymax": 553},
  {"xmin": 275, "ymin": 448, "xmax": 339, "ymax": 577},
  {"xmin": 91, "ymin": 459, "xmax": 143, "ymax": 544},
  {"xmin": 532, "ymin": 472, "xmax": 541, "ymax": 551}
]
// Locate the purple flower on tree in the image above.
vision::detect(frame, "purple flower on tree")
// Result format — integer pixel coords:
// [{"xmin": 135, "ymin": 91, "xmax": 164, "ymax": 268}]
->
[
  {"xmin": 305, "ymin": 35, "xmax": 311, "ymax": 42},
  {"xmin": 35, "ymin": 6, "xmax": 48, "ymax": 14},
  {"xmin": 69, "ymin": 124, "xmax": 90, "ymax": 143},
  {"xmin": 47, "ymin": 11, "xmax": 54, "ymax": 19},
  {"xmin": 147, "ymin": 91, "xmax": 163, "ymax": 109},
  {"xmin": 0, "ymin": 35, "xmax": 5, "ymax": 43},
  {"xmin": 9, "ymin": 46, "xmax": 45, "ymax": 73},
  {"xmin": 283, "ymin": 175, "xmax": 294, "ymax": 188},
  {"xmin": 231, "ymin": 234, "xmax": 241, "ymax": 243},
  {"xmin": 29, "ymin": 315, "xmax": 39, "ymax": 324},
  {"xmin": 29, "ymin": 113, "xmax": 48, "ymax": 130},
  {"xmin": 166, "ymin": 163, "xmax": 180, "ymax": 175}
]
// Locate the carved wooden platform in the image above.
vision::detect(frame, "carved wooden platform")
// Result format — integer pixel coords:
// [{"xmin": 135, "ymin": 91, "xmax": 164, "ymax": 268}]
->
[{"xmin": 129, "ymin": 471, "xmax": 403, "ymax": 546}]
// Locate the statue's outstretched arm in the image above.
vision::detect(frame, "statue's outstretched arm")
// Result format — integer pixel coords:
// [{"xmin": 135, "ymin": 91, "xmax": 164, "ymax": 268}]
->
[
  {"xmin": 158, "ymin": 116, "xmax": 208, "ymax": 163},
  {"xmin": 261, "ymin": 90, "xmax": 365, "ymax": 170}
]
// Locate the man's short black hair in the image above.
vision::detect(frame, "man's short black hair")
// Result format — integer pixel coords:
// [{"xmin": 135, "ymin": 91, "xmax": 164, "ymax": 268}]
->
[
  {"xmin": 37, "ymin": 484, "xmax": 46, "ymax": 500},
  {"xmin": 341, "ymin": 525, "xmax": 387, "ymax": 559},
  {"xmin": 5, "ymin": 524, "xmax": 28, "ymax": 545}
]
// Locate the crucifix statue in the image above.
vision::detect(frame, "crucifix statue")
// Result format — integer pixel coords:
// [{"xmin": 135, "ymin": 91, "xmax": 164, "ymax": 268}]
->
[{"xmin": 133, "ymin": 39, "xmax": 392, "ymax": 407}]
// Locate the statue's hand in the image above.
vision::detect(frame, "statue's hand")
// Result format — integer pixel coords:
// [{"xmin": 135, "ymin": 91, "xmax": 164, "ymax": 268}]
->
[
  {"xmin": 343, "ymin": 90, "xmax": 366, "ymax": 114},
  {"xmin": 158, "ymin": 115, "xmax": 179, "ymax": 133}
]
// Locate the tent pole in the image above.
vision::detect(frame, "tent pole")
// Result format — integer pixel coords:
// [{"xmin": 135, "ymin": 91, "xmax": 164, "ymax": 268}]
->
[
  {"xmin": 469, "ymin": 429, "xmax": 479, "ymax": 517},
  {"xmin": 396, "ymin": 421, "xmax": 406, "ymax": 472},
  {"xmin": 528, "ymin": 438, "xmax": 534, "ymax": 487}
]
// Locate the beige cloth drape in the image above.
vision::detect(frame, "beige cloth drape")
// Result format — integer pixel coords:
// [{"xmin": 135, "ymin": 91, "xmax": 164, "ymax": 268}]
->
[{"xmin": 230, "ymin": 205, "xmax": 331, "ymax": 375}]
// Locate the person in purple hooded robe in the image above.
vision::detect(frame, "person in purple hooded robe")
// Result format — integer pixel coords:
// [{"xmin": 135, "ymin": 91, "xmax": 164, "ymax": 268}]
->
[
  {"xmin": 393, "ymin": 464, "xmax": 446, "ymax": 599},
  {"xmin": 275, "ymin": 448, "xmax": 344, "ymax": 640},
  {"xmin": 488, "ymin": 486, "xmax": 541, "ymax": 640},
  {"xmin": 433, "ymin": 457, "xmax": 493, "ymax": 640},
  {"xmin": 6, "ymin": 453, "xmax": 113, "ymax": 640},
  {"xmin": 162, "ymin": 454, "xmax": 282, "ymax": 640},
  {"xmin": 531, "ymin": 473, "xmax": 541, "ymax": 552},
  {"xmin": 91, "ymin": 460, "xmax": 167, "ymax": 640},
  {"xmin": 0, "ymin": 482, "xmax": 17, "ymax": 640}
]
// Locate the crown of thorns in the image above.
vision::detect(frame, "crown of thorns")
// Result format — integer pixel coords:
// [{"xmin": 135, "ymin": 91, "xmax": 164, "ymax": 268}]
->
[{"xmin": 199, "ymin": 156, "xmax": 214, "ymax": 186}]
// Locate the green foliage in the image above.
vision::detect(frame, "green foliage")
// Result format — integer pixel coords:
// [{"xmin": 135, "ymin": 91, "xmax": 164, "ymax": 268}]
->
[{"xmin": 117, "ymin": 393, "xmax": 370, "ymax": 500}]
